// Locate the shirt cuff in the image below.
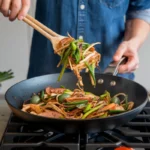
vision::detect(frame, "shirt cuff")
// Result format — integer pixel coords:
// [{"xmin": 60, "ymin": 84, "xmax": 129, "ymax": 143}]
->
[{"xmin": 126, "ymin": 9, "xmax": 150, "ymax": 24}]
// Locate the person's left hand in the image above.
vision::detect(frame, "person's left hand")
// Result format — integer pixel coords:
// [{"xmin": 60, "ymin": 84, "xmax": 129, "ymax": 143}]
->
[{"xmin": 113, "ymin": 39, "xmax": 140, "ymax": 73}]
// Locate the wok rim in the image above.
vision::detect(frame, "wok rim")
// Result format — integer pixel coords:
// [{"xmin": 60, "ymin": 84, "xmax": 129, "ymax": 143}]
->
[{"xmin": 5, "ymin": 72, "xmax": 149, "ymax": 122}]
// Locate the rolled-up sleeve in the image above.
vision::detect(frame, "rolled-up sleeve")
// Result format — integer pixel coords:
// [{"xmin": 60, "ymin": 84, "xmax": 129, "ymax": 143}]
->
[{"xmin": 126, "ymin": 0, "xmax": 150, "ymax": 24}]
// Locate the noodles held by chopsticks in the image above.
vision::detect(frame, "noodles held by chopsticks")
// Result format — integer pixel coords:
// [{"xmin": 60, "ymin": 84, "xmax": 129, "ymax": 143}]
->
[{"xmin": 54, "ymin": 34, "xmax": 101, "ymax": 87}]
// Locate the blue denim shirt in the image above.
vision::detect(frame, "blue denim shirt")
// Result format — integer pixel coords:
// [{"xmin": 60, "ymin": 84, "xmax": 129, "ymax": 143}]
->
[{"xmin": 27, "ymin": 0, "xmax": 150, "ymax": 80}]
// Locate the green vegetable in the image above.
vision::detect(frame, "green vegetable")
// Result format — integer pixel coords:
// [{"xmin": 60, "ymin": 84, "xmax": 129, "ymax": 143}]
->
[
  {"xmin": 30, "ymin": 95, "xmax": 41, "ymax": 104},
  {"xmin": 60, "ymin": 85, "xmax": 65, "ymax": 88},
  {"xmin": 64, "ymin": 89, "xmax": 73, "ymax": 94},
  {"xmin": 76, "ymin": 103, "xmax": 87, "ymax": 109},
  {"xmin": 99, "ymin": 91, "xmax": 111, "ymax": 103},
  {"xmin": 109, "ymin": 110, "xmax": 126, "ymax": 114},
  {"xmin": 85, "ymin": 62, "xmax": 96, "ymax": 85},
  {"xmin": 82, "ymin": 104, "xmax": 105, "ymax": 119},
  {"xmin": 40, "ymin": 90, "xmax": 44, "ymax": 100},
  {"xmin": 85, "ymin": 92, "xmax": 96, "ymax": 97},
  {"xmin": 58, "ymin": 93, "xmax": 71, "ymax": 103},
  {"xmin": 100, "ymin": 112, "xmax": 108, "ymax": 118},
  {"xmin": 64, "ymin": 100, "xmax": 88, "ymax": 105},
  {"xmin": 57, "ymin": 59, "xmax": 68, "ymax": 81},
  {"xmin": 0, "ymin": 70, "xmax": 14, "ymax": 83},
  {"xmin": 71, "ymin": 42, "xmax": 77, "ymax": 51},
  {"xmin": 61, "ymin": 47, "xmax": 71, "ymax": 64},
  {"xmin": 83, "ymin": 104, "xmax": 92, "ymax": 113},
  {"xmin": 82, "ymin": 43, "xmax": 90, "ymax": 50},
  {"xmin": 65, "ymin": 106, "xmax": 76, "ymax": 111},
  {"xmin": 111, "ymin": 97, "xmax": 120, "ymax": 104},
  {"xmin": 73, "ymin": 48, "xmax": 80, "ymax": 64}
]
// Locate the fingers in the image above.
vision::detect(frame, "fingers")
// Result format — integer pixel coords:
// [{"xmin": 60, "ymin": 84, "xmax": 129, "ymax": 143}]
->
[
  {"xmin": 113, "ymin": 41, "xmax": 139, "ymax": 74},
  {"xmin": 118, "ymin": 56, "xmax": 139, "ymax": 73},
  {"xmin": 0, "ymin": 0, "xmax": 30, "ymax": 21},
  {"xmin": 18, "ymin": 0, "xmax": 30, "ymax": 20},
  {"xmin": 113, "ymin": 42, "xmax": 127, "ymax": 62},
  {"xmin": 9, "ymin": 0, "xmax": 21, "ymax": 21},
  {"xmin": 0, "ymin": 0, "xmax": 11, "ymax": 17}
]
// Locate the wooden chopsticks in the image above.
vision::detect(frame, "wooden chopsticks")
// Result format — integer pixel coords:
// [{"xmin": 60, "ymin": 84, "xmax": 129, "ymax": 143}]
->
[{"xmin": 23, "ymin": 14, "xmax": 58, "ymax": 40}]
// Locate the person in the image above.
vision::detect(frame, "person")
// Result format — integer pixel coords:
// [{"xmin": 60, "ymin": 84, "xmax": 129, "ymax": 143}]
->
[{"xmin": 0, "ymin": 0, "xmax": 150, "ymax": 80}]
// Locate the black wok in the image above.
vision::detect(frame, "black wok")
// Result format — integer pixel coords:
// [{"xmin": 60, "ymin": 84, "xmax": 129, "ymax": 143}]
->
[{"xmin": 5, "ymin": 58, "xmax": 148, "ymax": 133}]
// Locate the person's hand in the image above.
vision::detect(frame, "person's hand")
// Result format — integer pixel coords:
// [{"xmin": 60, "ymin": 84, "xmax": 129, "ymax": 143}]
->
[
  {"xmin": 113, "ymin": 39, "xmax": 140, "ymax": 73},
  {"xmin": 0, "ymin": 0, "xmax": 30, "ymax": 21}
]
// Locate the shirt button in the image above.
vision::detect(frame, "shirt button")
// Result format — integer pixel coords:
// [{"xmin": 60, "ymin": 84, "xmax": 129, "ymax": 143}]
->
[
  {"xmin": 79, "ymin": 36, "xmax": 83, "ymax": 40},
  {"xmin": 80, "ymin": 4, "xmax": 85, "ymax": 10}
]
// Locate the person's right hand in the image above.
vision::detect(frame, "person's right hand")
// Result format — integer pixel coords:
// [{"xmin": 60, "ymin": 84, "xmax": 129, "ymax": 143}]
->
[{"xmin": 0, "ymin": 0, "xmax": 30, "ymax": 21}]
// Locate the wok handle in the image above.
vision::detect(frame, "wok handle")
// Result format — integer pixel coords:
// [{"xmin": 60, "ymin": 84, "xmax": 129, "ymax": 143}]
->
[{"xmin": 104, "ymin": 57, "xmax": 127, "ymax": 76}]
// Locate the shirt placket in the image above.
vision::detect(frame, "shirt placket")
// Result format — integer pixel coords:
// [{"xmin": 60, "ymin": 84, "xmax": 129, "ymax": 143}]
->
[{"xmin": 77, "ymin": 0, "xmax": 86, "ymax": 40}]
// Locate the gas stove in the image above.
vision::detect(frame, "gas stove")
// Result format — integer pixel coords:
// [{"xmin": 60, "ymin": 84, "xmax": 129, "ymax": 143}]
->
[{"xmin": 0, "ymin": 103, "xmax": 150, "ymax": 150}]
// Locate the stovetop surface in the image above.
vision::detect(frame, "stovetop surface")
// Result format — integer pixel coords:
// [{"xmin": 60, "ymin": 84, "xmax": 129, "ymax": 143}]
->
[{"xmin": 1, "ymin": 103, "xmax": 150, "ymax": 150}]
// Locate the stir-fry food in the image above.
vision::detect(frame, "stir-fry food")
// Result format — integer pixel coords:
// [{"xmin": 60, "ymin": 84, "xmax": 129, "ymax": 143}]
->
[
  {"xmin": 54, "ymin": 35, "xmax": 101, "ymax": 87},
  {"xmin": 22, "ymin": 86, "xmax": 134, "ymax": 119}
]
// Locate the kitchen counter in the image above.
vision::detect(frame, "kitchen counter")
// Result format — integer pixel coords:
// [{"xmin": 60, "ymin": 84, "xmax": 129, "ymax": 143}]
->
[{"xmin": 0, "ymin": 94, "xmax": 11, "ymax": 141}]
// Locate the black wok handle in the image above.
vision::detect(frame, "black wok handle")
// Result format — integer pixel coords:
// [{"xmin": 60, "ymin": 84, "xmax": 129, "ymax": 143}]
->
[{"xmin": 103, "ymin": 57, "xmax": 127, "ymax": 76}]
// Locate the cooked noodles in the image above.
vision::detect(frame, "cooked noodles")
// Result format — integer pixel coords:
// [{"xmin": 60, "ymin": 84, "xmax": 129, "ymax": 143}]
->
[{"xmin": 21, "ymin": 86, "xmax": 134, "ymax": 120}]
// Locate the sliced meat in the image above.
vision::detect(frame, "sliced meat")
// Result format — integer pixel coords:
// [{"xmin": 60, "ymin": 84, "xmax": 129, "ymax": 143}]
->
[
  {"xmin": 66, "ymin": 96, "xmax": 92, "ymax": 102},
  {"xmin": 45, "ymin": 87, "xmax": 65, "ymax": 95},
  {"xmin": 39, "ymin": 110, "xmax": 63, "ymax": 118}
]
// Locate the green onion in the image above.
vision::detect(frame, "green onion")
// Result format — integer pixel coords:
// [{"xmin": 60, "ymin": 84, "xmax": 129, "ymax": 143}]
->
[
  {"xmin": 71, "ymin": 42, "xmax": 77, "ymax": 51},
  {"xmin": 82, "ymin": 104, "xmax": 105, "ymax": 119},
  {"xmin": 57, "ymin": 59, "xmax": 68, "ymax": 81},
  {"xmin": 83, "ymin": 104, "xmax": 92, "ymax": 113},
  {"xmin": 85, "ymin": 62, "xmax": 96, "ymax": 85},
  {"xmin": 109, "ymin": 110, "xmax": 126, "ymax": 114},
  {"xmin": 73, "ymin": 48, "xmax": 80, "ymax": 64},
  {"xmin": 64, "ymin": 100, "xmax": 88, "ymax": 105}
]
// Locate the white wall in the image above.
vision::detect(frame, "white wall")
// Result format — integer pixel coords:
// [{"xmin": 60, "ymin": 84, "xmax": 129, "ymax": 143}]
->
[
  {"xmin": 134, "ymin": 35, "xmax": 150, "ymax": 91},
  {"xmin": 0, "ymin": 0, "xmax": 36, "ymax": 94},
  {"xmin": 0, "ymin": 0, "xmax": 150, "ymax": 94}
]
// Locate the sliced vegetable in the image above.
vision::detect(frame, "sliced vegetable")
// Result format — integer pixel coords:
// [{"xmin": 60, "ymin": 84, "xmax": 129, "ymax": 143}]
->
[
  {"xmin": 100, "ymin": 112, "xmax": 108, "ymax": 118},
  {"xmin": 83, "ymin": 104, "xmax": 92, "ymax": 113},
  {"xmin": 64, "ymin": 89, "xmax": 73, "ymax": 95},
  {"xmin": 30, "ymin": 95, "xmax": 41, "ymax": 104},
  {"xmin": 65, "ymin": 106, "xmax": 76, "ymax": 111},
  {"xmin": 82, "ymin": 104, "xmax": 105, "ymax": 119},
  {"xmin": 60, "ymin": 85, "xmax": 65, "ymax": 88},
  {"xmin": 109, "ymin": 110, "xmax": 126, "ymax": 114},
  {"xmin": 111, "ymin": 97, "xmax": 120, "ymax": 105},
  {"xmin": 82, "ymin": 43, "xmax": 90, "ymax": 50},
  {"xmin": 61, "ymin": 47, "xmax": 71, "ymax": 64},
  {"xmin": 58, "ymin": 93, "xmax": 71, "ymax": 103},
  {"xmin": 73, "ymin": 48, "xmax": 80, "ymax": 64},
  {"xmin": 76, "ymin": 103, "xmax": 87, "ymax": 109},
  {"xmin": 64, "ymin": 100, "xmax": 88, "ymax": 105},
  {"xmin": 85, "ymin": 62, "xmax": 96, "ymax": 85},
  {"xmin": 100, "ymin": 91, "xmax": 111, "ymax": 103},
  {"xmin": 57, "ymin": 59, "xmax": 68, "ymax": 81},
  {"xmin": 71, "ymin": 42, "xmax": 77, "ymax": 51},
  {"xmin": 100, "ymin": 103, "xmax": 116, "ymax": 112}
]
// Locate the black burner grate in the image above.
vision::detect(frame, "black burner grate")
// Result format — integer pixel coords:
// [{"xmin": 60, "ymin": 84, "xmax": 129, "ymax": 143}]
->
[{"xmin": 1, "ymin": 106, "xmax": 150, "ymax": 150}]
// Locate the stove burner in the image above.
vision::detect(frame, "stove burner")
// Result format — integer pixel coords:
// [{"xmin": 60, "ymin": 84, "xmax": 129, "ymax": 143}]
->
[{"xmin": 0, "ymin": 106, "xmax": 150, "ymax": 150}]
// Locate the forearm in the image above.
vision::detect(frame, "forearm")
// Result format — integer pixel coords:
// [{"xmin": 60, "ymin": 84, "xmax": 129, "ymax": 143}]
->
[{"xmin": 124, "ymin": 19, "xmax": 150, "ymax": 50}]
